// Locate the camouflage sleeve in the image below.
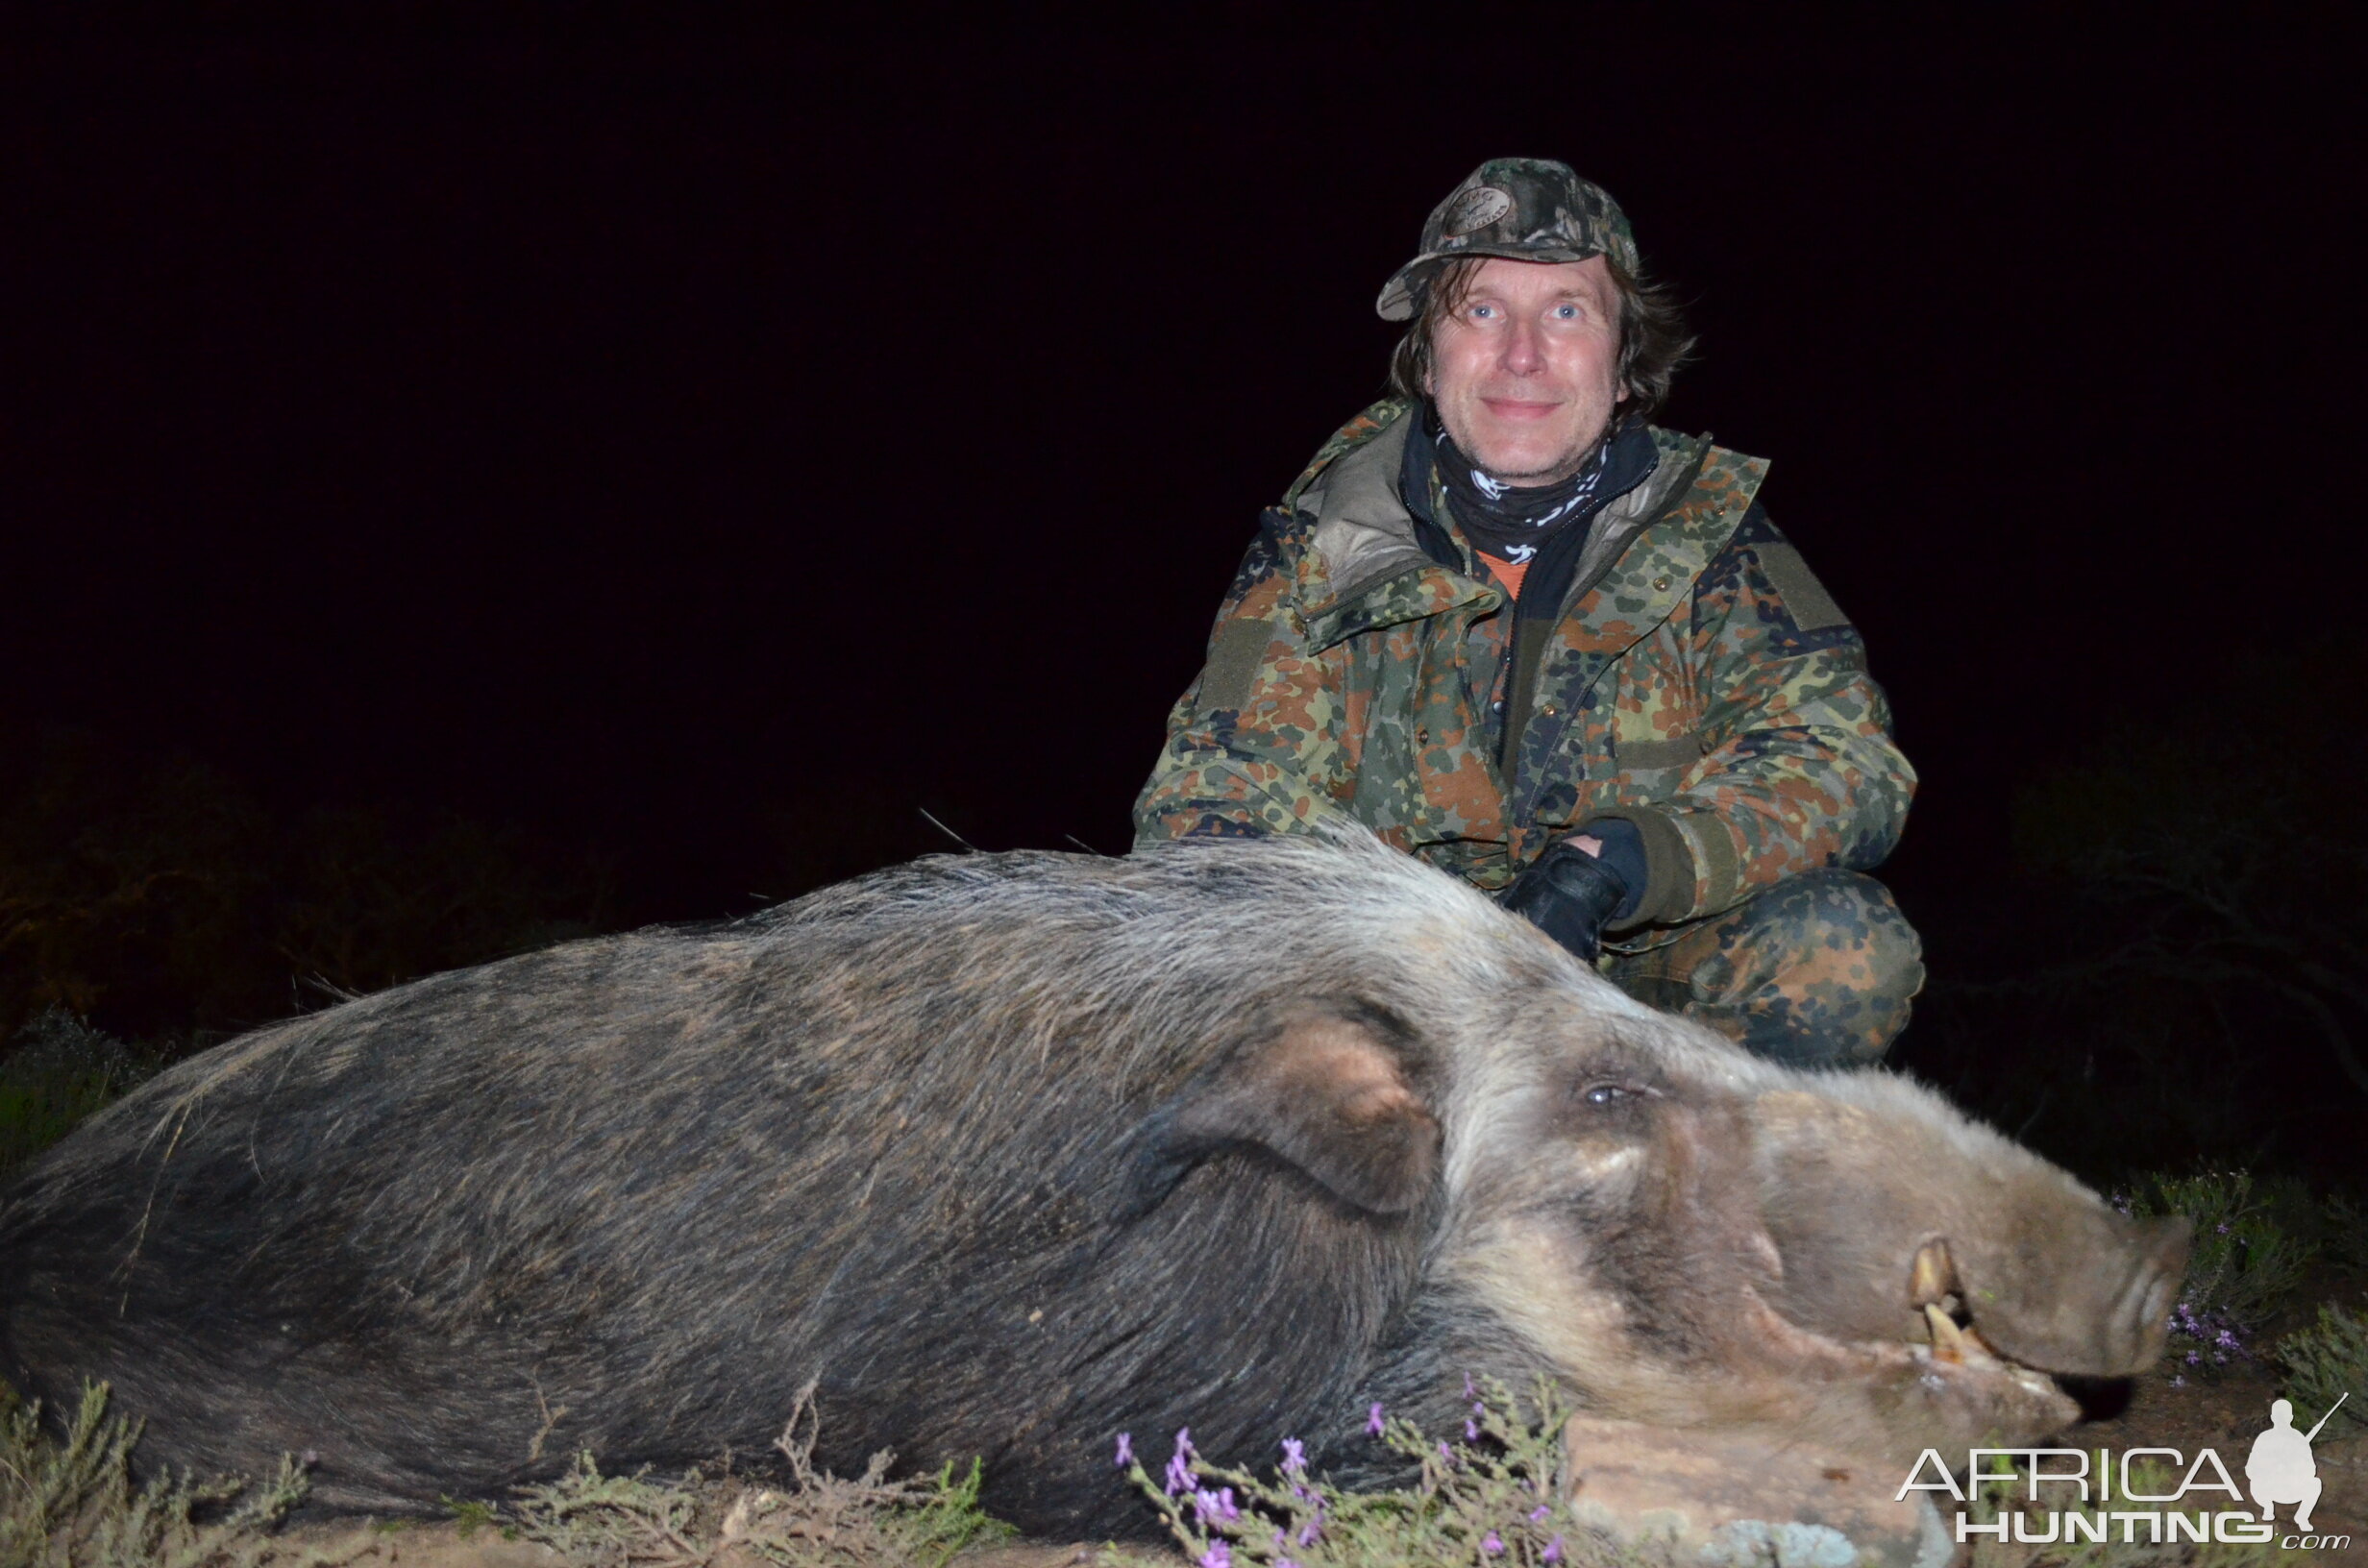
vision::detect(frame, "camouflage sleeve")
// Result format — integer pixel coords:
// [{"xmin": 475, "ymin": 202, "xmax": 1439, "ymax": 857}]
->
[
  {"xmin": 1603, "ymin": 505, "xmax": 1916, "ymax": 925},
  {"xmin": 1130, "ymin": 510, "xmax": 1361, "ymax": 845}
]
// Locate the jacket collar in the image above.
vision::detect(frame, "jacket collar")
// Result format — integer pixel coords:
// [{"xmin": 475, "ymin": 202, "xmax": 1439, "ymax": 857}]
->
[
  {"xmin": 1290, "ymin": 399, "xmax": 1723, "ymax": 618},
  {"xmin": 1292, "ymin": 404, "xmax": 1430, "ymax": 612}
]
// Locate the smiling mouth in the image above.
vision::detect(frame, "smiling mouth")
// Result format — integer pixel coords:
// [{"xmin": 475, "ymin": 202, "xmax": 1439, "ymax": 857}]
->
[{"xmin": 1480, "ymin": 398, "xmax": 1563, "ymax": 420}]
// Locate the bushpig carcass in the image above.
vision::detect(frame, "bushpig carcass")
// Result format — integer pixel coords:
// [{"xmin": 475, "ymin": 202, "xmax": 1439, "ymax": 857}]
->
[{"xmin": 0, "ymin": 834, "xmax": 2185, "ymax": 1537}]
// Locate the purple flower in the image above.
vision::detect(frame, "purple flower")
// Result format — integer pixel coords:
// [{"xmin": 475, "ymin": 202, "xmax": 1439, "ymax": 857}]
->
[
  {"xmin": 1196, "ymin": 1543, "xmax": 1230, "ymax": 1568},
  {"xmin": 1367, "ymin": 1402, "xmax": 1386, "ymax": 1436},
  {"xmin": 2184, "ymin": 1351, "xmax": 2202, "ymax": 1365},
  {"xmin": 1297, "ymin": 1505, "xmax": 1326, "ymax": 1547},
  {"xmin": 1280, "ymin": 1436, "xmax": 1306, "ymax": 1473},
  {"xmin": 1164, "ymin": 1428, "xmax": 1199, "ymax": 1491},
  {"xmin": 1483, "ymin": 1531, "xmax": 1505, "ymax": 1555},
  {"xmin": 1190, "ymin": 1487, "xmax": 1240, "ymax": 1525},
  {"xmin": 1529, "ymin": 1505, "xmax": 1551, "ymax": 1522},
  {"xmin": 1114, "ymin": 1433, "xmax": 1133, "ymax": 1468},
  {"xmin": 1543, "ymin": 1535, "xmax": 1565, "ymax": 1563},
  {"xmin": 2216, "ymin": 1222, "xmax": 2230, "ymax": 1234},
  {"xmin": 2170, "ymin": 1374, "xmax": 2187, "ymax": 1387},
  {"xmin": 1438, "ymin": 1440, "xmax": 1457, "ymax": 1466},
  {"xmin": 1464, "ymin": 1371, "xmax": 1478, "ymax": 1399},
  {"xmin": 1276, "ymin": 1560, "xmax": 1298, "ymax": 1568}
]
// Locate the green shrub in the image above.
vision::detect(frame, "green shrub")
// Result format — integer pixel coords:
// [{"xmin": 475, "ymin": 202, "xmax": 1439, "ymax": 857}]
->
[
  {"xmin": 2130, "ymin": 1168, "xmax": 2317, "ymax": 1332},
  {"xmin": 2323, "ymin": 1193, "xmax": 2368, "ymax": 1278},
  {"xmin": 503, "ymin": 1453, "xmax": 1009, "ymax": 1568},
  {"xmin": 2273, "ymin": 1301, "xmax": 2368, "ymax": 1441},
  {"xmin": 1121, "ymin": 1377, "xmax": 1660, "ymax": 1568},
  {"xmin": 498, "ymin": 1388, "xmax": 1011, "ymax": 1568},
  {"xmin": 0, "ymin": 1381, "xmax": 315, "ymax": 1568},
  {"xmin": 0, "ymin": 1009, "xmax": 161, "ymax": 1180}
]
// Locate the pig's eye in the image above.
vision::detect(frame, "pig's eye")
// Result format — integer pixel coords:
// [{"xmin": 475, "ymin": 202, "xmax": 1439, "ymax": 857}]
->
[{"xmin": 1581, "ymin": 1084, "xmax": 1636, "ymax": 1108}]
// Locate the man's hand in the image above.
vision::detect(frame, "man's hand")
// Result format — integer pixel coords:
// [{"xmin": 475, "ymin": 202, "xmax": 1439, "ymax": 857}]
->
[{"xmin": 1500, "ymin": 836, "xmax": 1632, "ymax": 963}]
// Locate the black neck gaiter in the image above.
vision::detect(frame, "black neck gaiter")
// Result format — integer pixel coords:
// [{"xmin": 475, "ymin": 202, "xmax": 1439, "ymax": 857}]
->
[{"xmin": 1428, "ymin": 404, "xmax": 1655, "ymax": 565}]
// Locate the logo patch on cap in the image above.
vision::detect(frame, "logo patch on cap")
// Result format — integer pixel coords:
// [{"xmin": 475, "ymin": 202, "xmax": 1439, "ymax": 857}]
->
[{"xmin": 1441, "ymin": 184, "xmax": 1515, "ymax": 238}]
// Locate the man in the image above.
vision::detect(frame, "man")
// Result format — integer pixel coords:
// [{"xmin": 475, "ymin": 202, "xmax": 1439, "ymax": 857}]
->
[{"xmin": 1133, "ymin": 158, "xmax": 1921, "ymax": 1066}]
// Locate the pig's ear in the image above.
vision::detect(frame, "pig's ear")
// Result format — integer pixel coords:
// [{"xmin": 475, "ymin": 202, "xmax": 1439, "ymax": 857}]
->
[{"xmin": 1131, "ymin": 1009, "xmax": 1442, "ymax": 1216}]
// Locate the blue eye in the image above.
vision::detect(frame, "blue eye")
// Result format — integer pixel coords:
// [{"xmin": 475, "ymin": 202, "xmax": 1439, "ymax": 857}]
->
[
  {"xmin": 1471, "ymin": 305, "xmax": 1496, "ymax": 320},
  {"xmin": 1555, "ymin": 304, "xmax": 1579, "ymax": 319}
]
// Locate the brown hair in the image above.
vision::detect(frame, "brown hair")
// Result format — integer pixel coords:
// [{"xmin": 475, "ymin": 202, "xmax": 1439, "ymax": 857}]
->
[{"xmin": 1386, "ymin": 254, "xmax": 1695, "ymax": 425}]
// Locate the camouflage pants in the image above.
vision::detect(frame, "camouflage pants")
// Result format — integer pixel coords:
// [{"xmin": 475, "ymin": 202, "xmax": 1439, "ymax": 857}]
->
[{"xmin": 1601, "ymin": 870, "xmax": 1923, "ymax": 1066}]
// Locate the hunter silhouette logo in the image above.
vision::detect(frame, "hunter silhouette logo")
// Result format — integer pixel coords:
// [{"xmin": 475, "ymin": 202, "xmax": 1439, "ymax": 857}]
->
[{"xmin": 2248, "ymin": 1393, "xmax": 2345, "ymax": 1532}]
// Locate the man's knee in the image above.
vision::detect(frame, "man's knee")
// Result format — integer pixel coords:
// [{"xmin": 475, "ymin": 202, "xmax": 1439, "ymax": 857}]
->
[
  {"xmin": 1751, "ymin": 869, "xmax": 1919, "ymax": 969},
  {"xmin": 1663, "ymin": 870, "xmax": 1924, "ymax": 1067}
]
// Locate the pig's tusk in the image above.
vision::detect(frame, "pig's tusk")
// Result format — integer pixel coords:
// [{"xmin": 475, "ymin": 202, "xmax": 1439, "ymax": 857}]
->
[
  {"xmin": 1925, "ymin": 1303, "xmax": 1968, "ymax": 1363},
  {"xmin": 1909, "ymin": 1238, "xmax": 1957, "ymax": 1307}
]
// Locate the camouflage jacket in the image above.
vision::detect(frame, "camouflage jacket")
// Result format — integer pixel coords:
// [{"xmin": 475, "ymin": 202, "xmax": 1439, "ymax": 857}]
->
[{"xmin": 1130, "ymin": 399, "xmax": 1914, "ymax": 934}]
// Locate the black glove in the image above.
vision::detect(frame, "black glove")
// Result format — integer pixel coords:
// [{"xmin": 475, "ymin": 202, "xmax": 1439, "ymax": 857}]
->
[{"xmin": 1500, "ymin": 841, "xmax": 1632, "ymax": 963}]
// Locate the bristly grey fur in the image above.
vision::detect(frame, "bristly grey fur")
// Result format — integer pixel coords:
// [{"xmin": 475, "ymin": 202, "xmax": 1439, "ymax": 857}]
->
[{"xmin": 0, "ymin": 832, "xmax": 2184, "ymax": 1538}]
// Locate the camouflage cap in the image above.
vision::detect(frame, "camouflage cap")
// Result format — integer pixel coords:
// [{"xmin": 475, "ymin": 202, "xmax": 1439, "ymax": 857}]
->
[{"xmin": 1375, "ymin": 158, "xmax": 1640, "ymax": 322}]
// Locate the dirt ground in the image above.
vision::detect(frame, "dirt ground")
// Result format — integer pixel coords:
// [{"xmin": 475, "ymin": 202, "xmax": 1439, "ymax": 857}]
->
[
  {"xmin": 2080, "ymin": 1263, "xmax": 2368, "ymax": 1558},
  {"xmin": 2074, "ymin": 1362, "xmax": 2367, "ymax": 1556},
  {"xmin": 261, "ymin": 1366, "xmax": 2368, "ymax": 1568},
  {"xmin": 212, "ymin": 1268, "xmax": 2368, "ymax": 1568}
]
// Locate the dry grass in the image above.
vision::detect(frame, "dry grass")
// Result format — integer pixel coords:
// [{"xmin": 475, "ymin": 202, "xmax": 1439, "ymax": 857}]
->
[
  {"xmin": 495, "ymin": 1385, "xmax": 1011, "ymax": 1568},
  {"xmin": 0, "ymin": 1381, "xmax": 1012, "ymax": 1568},
  {"xmin": 0, "ymin": 1382, "xmax": 331, "ymax": 1568},
  {"xmin": 1120, "ymin": 1379, "xmax": 1674, "ymax": 1568}
]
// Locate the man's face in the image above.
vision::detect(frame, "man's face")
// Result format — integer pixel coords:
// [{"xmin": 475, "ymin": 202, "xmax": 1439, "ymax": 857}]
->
[{"xmin": 1427, "ymin": 255, "xmax": 1625, "ymax": 486}]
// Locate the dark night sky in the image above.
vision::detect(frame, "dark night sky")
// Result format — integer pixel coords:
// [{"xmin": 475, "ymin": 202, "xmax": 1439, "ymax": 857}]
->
[{"xmin": 5, "ymin": 8, "xmax": 2363, "ymax": 928}]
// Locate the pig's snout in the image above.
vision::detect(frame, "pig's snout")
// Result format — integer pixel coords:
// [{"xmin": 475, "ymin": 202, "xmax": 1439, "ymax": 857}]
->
[
  {"xmin": 2100, "ymin": 1216, "xmax": 2189, "ymax": 1371},
  {"xmin": 1955, "ymin": 1214, "xmax": 2191, "ymax": 1379}
]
